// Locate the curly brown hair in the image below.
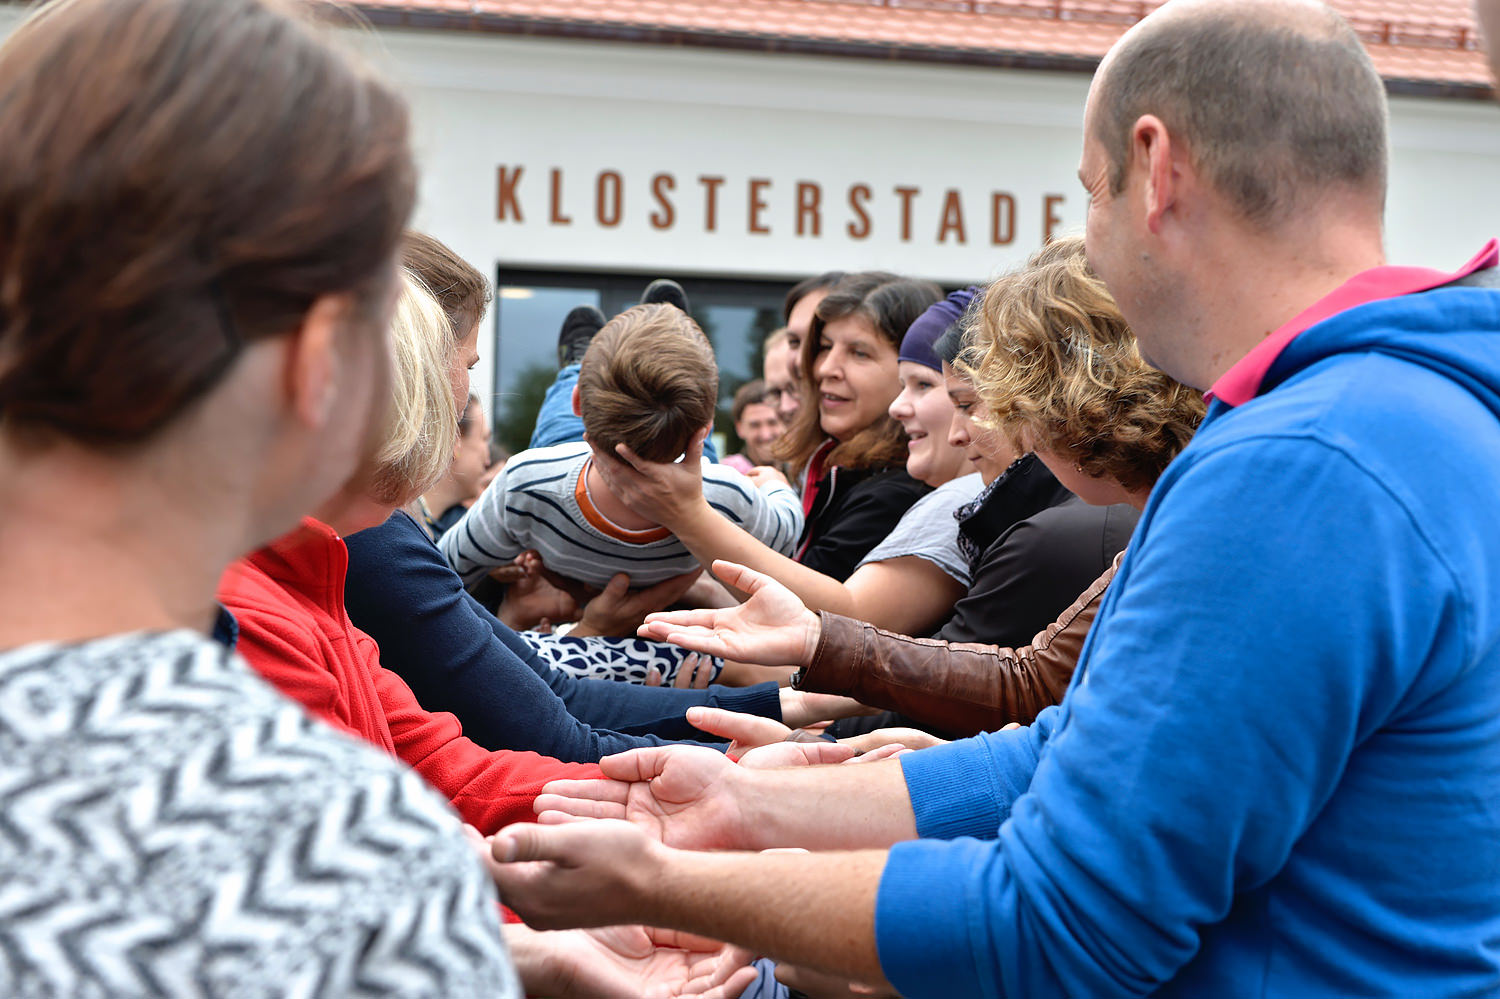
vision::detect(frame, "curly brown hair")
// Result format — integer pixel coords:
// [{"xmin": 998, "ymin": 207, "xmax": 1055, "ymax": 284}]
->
[{"xmin": 963, "ymin": 236, "xmax": 1204, "ymax": 494}]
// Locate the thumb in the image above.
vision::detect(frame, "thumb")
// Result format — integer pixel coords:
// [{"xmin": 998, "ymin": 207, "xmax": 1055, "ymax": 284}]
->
[
  {"xmin": 490, "ymin": 822, "xmax": 563, "ymax": 864},
  {"xmin": 603, "ymin": 572, "xmax": 630, "ymax": 599},
  {"xmin": 708, "ymin": 559, "xmax": 774, "ymax": 596},
  {"xmin": 598, "ymin": 746, "xmax": 677, "ymax": 782},
  {"xmin": 687, "ymin": 706, "xmax": 788, "ymax": 746}
]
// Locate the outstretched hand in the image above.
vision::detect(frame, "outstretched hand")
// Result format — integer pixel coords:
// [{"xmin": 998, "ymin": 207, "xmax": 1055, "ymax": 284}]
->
[
  {"xmin": 639, "ymin": 560, "xmax": 821, "ymax": 666},
  {"xmin": 505, "ymin": 921, "xmax": 758, "ymax": 999},
  {"xmin": 490, "ymin": 819, "xmax": 665, "ymax": 930},
  {"xmin": 588, "ymin": 427, "xmax": 710, "ymax": 529},
  {"xmin": 531, "ymin": 745, "xmax": 754, "ymax": 851}
]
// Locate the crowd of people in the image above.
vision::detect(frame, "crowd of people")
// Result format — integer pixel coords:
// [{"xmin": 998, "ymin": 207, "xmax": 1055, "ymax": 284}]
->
[{"xmin": 3, "ymin": 0, "xmax": 1500, "ymax": 996}]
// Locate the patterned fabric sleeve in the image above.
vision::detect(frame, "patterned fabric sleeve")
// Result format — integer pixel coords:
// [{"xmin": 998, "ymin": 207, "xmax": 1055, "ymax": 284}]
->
[
  {"xmin": 0, "ymin": 631, "xmax": 520, "ymax": 998},
  {"xmin": 524, "ymin": 631, "xmax": 725, "ymax": 685}
]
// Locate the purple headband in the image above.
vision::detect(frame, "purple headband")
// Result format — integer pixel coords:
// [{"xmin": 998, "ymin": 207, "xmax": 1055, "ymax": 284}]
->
[{"xmin": 900, "ymin": 287, "xmax": 978, "ymax": 372}]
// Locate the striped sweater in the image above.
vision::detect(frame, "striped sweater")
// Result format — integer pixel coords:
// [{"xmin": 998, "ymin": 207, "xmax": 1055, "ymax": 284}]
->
[{"xmin": 442, "ymin": 441, "xmax": 804, "ymax": 589}]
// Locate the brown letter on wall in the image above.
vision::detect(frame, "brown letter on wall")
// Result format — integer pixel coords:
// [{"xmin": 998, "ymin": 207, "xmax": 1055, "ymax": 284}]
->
[
  {"xmin": 893, "ymin": 185, "xmax": 920, "ymax": 242},
  {"xmin": 497, "ymin": 166, "xmax": 524, "ymax": 222},
  {"xmin": 549, "ymin": 168, "xmax": 572, "ymax": 226},
  {"xmin": 991, "ymin": 193, "xmax": 1015, "ymax": 246},
  {"xmin": 1043, "ymin": 194, "xmax": 1066, "ymax": 243},
  {"xmin": 847, "ymin": 184, "xmax": 872, "ymax": 240},
  {"xmin": 650, "ymin": 172, "xmax": 676, "ymax": 230},
  {"xmin": 748, "ymin": 178, "xmax": 772, "ymax": 235},
  {"xmin": 937, "ymin": 188, "xmax": 966, "ymax": 245},
  {"xmin": 699, "ymin": 175, "xmax": 726, "ymax": 232},
  {"xmin": 796, "ymin": 182, "xmax": 822, "ymax": 237},
  {"xmin": 596, "ymin": 171, "xmax": 623, "ymax": 227}
]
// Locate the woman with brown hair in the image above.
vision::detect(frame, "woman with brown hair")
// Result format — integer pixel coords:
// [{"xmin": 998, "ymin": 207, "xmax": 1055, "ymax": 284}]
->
[
  {"xmin": 0, "ymin": 0, "xmax": 519, "ymax": 993},
  {"xmin": 775, "ymin": 272, "xmax": 944, "ymax": 579}
]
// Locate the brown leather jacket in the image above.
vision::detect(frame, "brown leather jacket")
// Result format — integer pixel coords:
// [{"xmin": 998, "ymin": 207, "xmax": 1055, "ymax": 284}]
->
[{"xmin": 797, "ymin": 552, "xmax": 1122, "ymax": 738}]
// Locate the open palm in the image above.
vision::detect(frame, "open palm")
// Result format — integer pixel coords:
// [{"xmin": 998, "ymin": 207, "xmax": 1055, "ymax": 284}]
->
[
  {"xmin": 638, "ymin": 560, "xmax": 821, "ymax": 667},
  {"xmin": 531, "ymin": 924, "xmax": 757, "ymax": 999},
  {"xmin": 535, "ymin": 745, "xmax": 755, "ymax": 851}
]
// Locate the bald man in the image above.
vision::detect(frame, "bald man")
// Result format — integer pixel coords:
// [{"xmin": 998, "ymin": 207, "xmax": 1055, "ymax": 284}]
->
[{"xmin": 489, "ymin": 4, "xmax": 1500, "ymax": 996}]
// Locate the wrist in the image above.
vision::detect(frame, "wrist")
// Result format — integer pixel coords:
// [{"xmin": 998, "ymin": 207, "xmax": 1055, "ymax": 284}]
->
[
  {"xmin": 727, "ymin": 766, "xmax": 782, "ymax": 852},
  {"xmin": 502, "ymin": 923, "xmax": 560, "ymax": 995},
  {"xmin": 800, "ymin": 610, "xmax": 822, "ymax": 667}
]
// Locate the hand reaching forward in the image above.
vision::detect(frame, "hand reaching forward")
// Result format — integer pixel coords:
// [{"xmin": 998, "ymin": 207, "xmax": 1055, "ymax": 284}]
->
[
  {"xmin": 504, "ymin": 921, "xmax": 758, "ymax": 999},
  {"xmin": 490, "ymin": 819, "xmax": 668, "ymax": 930},
  {"xmin": 639, "ymin": 560, "xmax": 821, "ymax": 667},
  {"xmin": 531, "ymin": 745, "xmax": 753, "ymax": 851}
]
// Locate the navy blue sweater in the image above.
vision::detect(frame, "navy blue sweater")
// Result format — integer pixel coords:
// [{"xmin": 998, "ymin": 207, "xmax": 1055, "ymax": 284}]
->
[{"xmin": 343, "ymin": 511, "xmax": 782, "ymax": 763}]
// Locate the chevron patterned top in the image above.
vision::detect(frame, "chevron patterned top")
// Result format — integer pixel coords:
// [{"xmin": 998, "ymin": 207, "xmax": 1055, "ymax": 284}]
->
[{"xmin": 0, "ymin": 629, "xmax": 521, "ymax": 998}]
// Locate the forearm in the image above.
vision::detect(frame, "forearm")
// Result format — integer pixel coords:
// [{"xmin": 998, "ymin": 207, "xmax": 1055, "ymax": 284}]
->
[
  {"xmin": 802, "ymin": 611, "xmax": 1079, "ymax": 737},
  {"xmin": 674, "ymin": 501, "xmax": 855, "ymax": 615},
  {"xmin": 646, "ymin": 848, "xmax": 893, "ymax": 988},
  {"xmin": 736, "ymin": 757, "xmax": 917, "ymax": 850}
]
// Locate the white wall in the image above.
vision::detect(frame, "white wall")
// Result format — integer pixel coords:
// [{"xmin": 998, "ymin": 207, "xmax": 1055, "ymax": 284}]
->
[
  {"xmin": 2, "ymin": 5, "xmax": 1497, "ymax": 405},
  {"xmin": 363, "ymin": 28, "xmax": 1500, "ymax": 402}
]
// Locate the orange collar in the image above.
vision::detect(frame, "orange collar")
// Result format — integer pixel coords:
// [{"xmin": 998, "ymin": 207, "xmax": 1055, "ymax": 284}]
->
[{"xmin": 574, "ymin": 458, "xmax": 672, "ymax": 544}]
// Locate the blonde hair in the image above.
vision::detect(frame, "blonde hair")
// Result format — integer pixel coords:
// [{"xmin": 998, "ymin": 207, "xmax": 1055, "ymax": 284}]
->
[
  {"xmin": 364, "ymin": 271, "xmax": 459, "ymax": 504},
  {"xmin": 578, "ymin": 303, "xmax": 718, "ymax": 463},
  {"xmin": 964, "ymin": 236, "xmax": 1204, "ymax": 493}
]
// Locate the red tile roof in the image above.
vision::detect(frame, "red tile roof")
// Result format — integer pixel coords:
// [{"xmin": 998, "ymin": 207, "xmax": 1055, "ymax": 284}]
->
[{"xmin": 357, "ymin": 0, "xmax": 1493, "ymax": 97}]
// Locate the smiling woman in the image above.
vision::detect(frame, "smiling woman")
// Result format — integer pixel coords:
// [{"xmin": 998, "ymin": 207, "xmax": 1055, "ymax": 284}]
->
[{"xmin": 775, "ymin": 271, "xmax": 942, "ymax": 580}]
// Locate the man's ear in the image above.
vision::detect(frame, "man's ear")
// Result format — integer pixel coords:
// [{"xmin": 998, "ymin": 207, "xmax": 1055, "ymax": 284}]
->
[
  {"xmin": 285, "ymin": 294, "xmax": 353, "ymax": 429},
  {"xmin": 1133, "ymin": 114, "xmax": 1179, "ymax": 235},
  {"xmin": 570, "ymin": 383, "xmax": 583, "ymax": 417}
]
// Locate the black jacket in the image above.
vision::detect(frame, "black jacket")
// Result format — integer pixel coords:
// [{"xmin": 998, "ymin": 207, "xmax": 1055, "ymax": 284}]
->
[
  {"xmin": 796, "ymin": 464, "xmax": 930, "ymax": 582},
  {"xmin": 936, "ymin": 454, "xmax": 1138, "ymax": 648}
]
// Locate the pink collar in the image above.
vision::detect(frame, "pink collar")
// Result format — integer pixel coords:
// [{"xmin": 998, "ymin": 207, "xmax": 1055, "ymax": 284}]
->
[{"xmin": 1207, "ymin": 239, "xmax": 1499, "ymax": 407}]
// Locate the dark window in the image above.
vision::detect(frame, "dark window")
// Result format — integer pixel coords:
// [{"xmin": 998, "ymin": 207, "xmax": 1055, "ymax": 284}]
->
[{"xmin": 490, "ymin": 268, "xmax": 788, "ymax": 455}]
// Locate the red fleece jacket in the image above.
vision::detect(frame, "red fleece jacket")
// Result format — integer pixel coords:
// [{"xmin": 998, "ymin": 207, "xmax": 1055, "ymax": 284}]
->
[{"xmin": 217, "ymin": 517, "xmax": 599, "ymax": 834}]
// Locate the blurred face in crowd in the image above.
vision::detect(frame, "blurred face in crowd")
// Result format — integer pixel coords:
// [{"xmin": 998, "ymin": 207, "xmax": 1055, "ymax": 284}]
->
[
  {"xmin": 813, "ymin": 315, "xmax": 899, "ymax": 442},
  {"xmin": 763, "ymin": 338, "xmax": 801, "ymax": 421},
  {"xmin": 890, "ymin": 361, "xmax": 966, "ymax": 487},
  {"xmin": 735, "ymin": 401, "xmax": 783, "ymax": 466},
  {"xmin": 785, "ymin": 287, "xmax": 830, "ymax": 383},
  {"xmin": 452, "ymin": 398, "xmax": 493, "ymax": 502},
  {"xmin": 449, "ymin": 320, "xmax": 481, "ymax": 418},
  {"xmin": 944, "ymin": 362, "xmax": 1016, "ymax": 485}
]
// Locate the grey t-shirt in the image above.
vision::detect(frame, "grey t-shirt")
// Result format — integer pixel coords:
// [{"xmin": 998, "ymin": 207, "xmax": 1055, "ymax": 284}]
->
[
  {"xmin": 0, "ymin": 629, "xmax": 520, "ymax": 998},
  {"xmin": 855, "ymin": 473, "xmax": 985, "ymax": 586}
]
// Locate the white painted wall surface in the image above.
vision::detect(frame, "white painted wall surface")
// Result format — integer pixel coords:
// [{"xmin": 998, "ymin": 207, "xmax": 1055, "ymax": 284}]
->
[
  {"xmin": 1, "ymin": 6, "xmax": 1497, "ymax": 406},
  {"xmin": 359, "ymin": 28, "xmax": 1500, "ymax": 402}
]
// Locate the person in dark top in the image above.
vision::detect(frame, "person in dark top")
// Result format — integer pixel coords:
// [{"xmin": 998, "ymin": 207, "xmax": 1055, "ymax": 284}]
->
[
  {"xmin": 936, "ymin": 452, "xmax": 1137, "ymax": 649},
  {"xmin": 343, "ymin": 509, "xmax": 802, "ymax": 761},
  {"xmin": 777, "ymin": 272, "xmax": 944, "ymax": 579}
]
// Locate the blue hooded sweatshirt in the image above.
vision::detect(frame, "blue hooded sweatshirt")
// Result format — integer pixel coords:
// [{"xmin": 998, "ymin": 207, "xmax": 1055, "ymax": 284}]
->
[{"xmin": 875, "ymin": 281, "xmax": 1500, "ymax": 997}]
